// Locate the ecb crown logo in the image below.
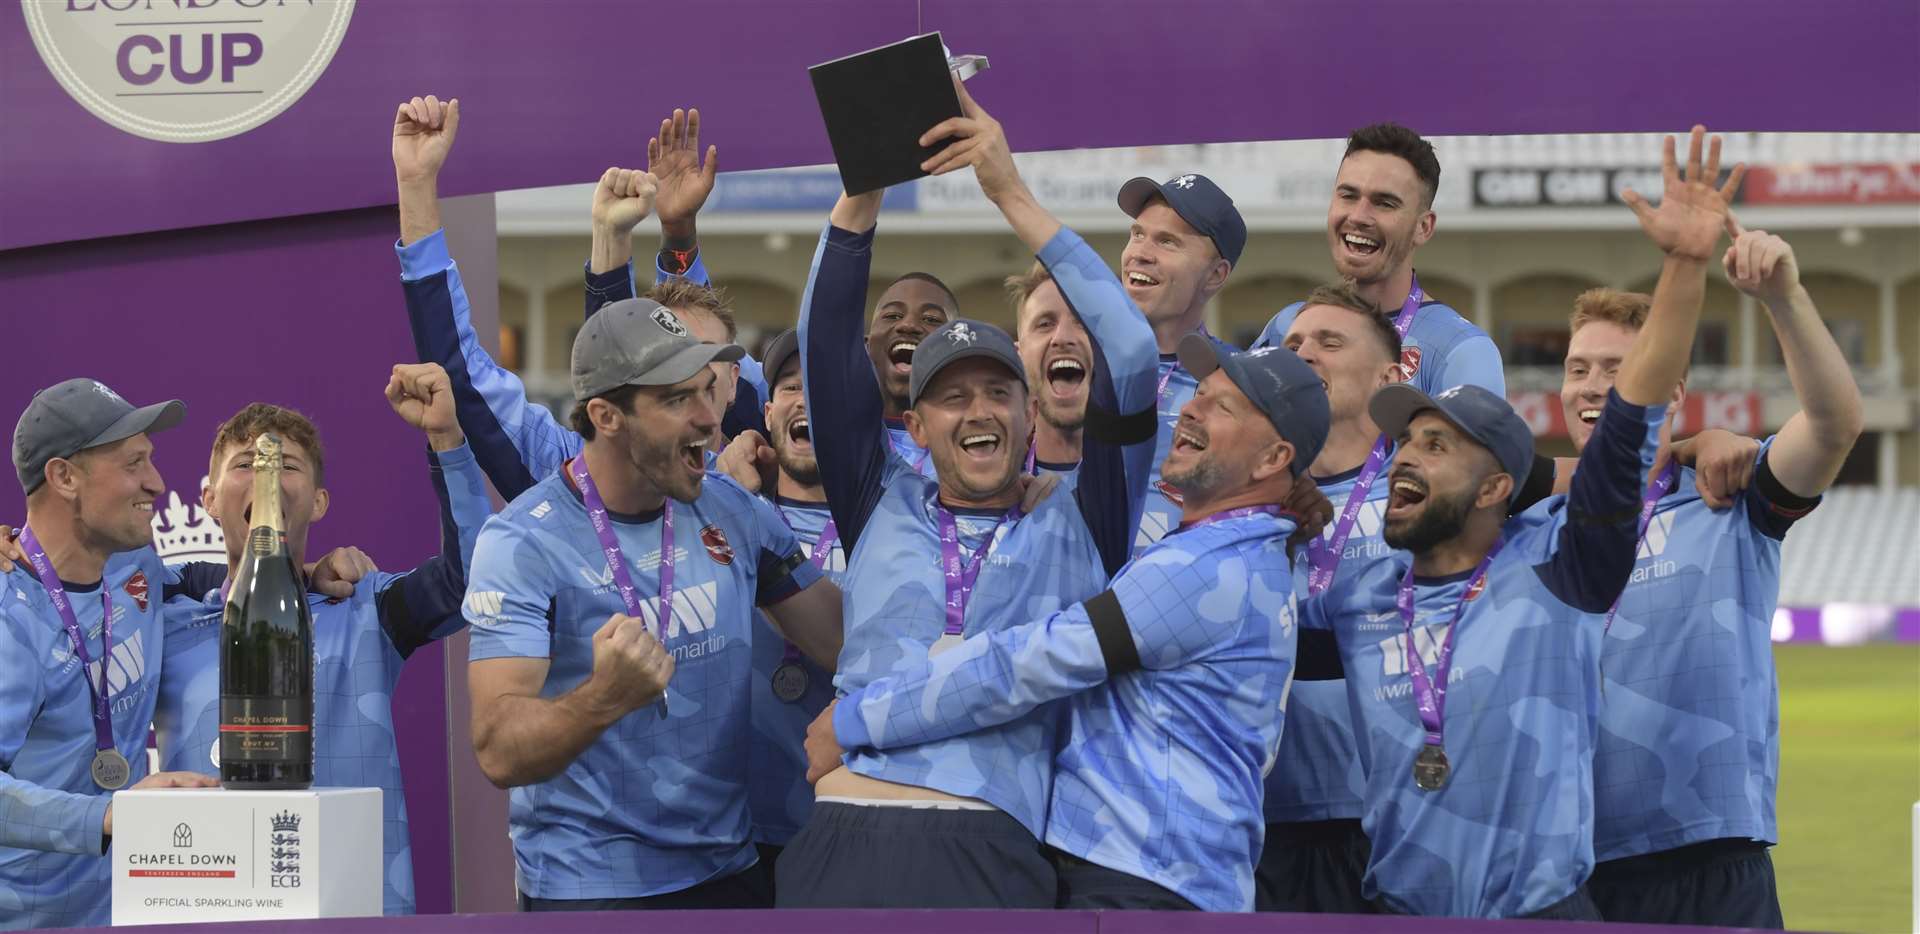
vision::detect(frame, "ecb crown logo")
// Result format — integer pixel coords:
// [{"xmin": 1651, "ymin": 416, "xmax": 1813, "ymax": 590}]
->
[{"xmin": 22, "ymin": 0, "xmax": 356, "ymax": 144}]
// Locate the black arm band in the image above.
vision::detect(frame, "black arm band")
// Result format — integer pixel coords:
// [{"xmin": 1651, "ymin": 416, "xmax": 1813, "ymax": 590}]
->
[
  {"xmin": 1754, "ymin": 455, "xmax": 1822, "ymax": 513},
  {"xmin": 1293, "ymin": 629, "xmax": 1346, "ymax": 681},
  {"xmin": 1084, "ymin": 404, "xmax": 1158, "ymax": 446},
  {"xmin": 1085, "ymin": 590, "xmax": 1142, "ymax": 677}
]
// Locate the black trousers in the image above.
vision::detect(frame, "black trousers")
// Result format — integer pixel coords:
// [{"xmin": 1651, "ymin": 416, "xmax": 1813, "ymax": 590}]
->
[
  {"xmin": 518, "ymin": 860, "xmax": 772, "ymax": 911},
  {"xmin": 1050, "ymin": 848, "xmax": 1198, "ymax": 910},
  {"xmin": 775, "ymin": 801, "xmax": 1055, "ymax": 909},
  {"xmin": 1253, "ymin": 818, "xmax": 1376, "ymax": 914},
  {"xmin": 1589, "ymin": 838, "xmax": 1784, "ymax": 929}
]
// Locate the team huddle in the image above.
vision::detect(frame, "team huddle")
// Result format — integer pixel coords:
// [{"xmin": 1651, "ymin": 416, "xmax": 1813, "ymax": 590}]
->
[{"xmin": 0, "ymin": 80, "xmax": 1862, "ymax": 928}]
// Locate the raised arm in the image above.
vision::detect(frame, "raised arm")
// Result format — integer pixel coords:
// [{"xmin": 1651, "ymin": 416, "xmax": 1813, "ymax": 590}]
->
[
  {"xmin": 1722, "ymin": 223, "xmax": 1864, "ymax": 499},
  {"xmin": 799, "ymin": 191, "xmax": 894, "ymax": 553},
  {"xmin": 392, "ymin": 95, "xmax": 580, "ymax": 500},
  {"xmin": 920, "ymin": 81, "xmax": 1159, "ymax": 573},
  {"xmin": 1615, "ymin": 126, "xmax": 1745, "ymax": 408},
  {"xmin": 1541, "ymin": 127, "xmax": 1742, "ymax": 611},
  {"xmin": 585, "ymin": 108, "xmax": 719, "ymax": 315},
  {"xmin": 373, "ymin": 364, "xmax": 492, "ymax": 657}
]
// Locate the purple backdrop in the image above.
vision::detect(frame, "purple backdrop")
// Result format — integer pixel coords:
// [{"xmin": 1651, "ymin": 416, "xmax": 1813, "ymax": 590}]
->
[
  {"xmin": 0, "ymin": 208, "xmax": 455, "ymax": 914},
  {"xmin": 4, "ymin": 0, "xmax": 1918, "ymax": 250}
]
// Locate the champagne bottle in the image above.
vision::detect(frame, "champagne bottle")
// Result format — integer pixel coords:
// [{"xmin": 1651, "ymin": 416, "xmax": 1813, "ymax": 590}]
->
[{"xmin": 219, "ymin": 433, "xmax": 314, "ymax": 790}]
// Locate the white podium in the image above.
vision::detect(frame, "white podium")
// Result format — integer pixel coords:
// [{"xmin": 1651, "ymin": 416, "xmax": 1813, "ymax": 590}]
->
[{"xmin": 110, "ymin": 787, "xmax": 382, "ymax": 926}]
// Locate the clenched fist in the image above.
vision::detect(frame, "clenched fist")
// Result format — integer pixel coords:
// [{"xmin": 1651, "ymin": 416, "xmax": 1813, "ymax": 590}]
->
[
  {"xmin": 587, "ymin": 613, "xmax": 674, "ymax": 717},
  {"xmin": 393, "ymin": 95, "xmax": 459, "ymax": 186},
  {"xmin": 386, "ymin": 363, "xmax": 463, "ymax": 450},
  {"xmin": 592, "ymin": 167, "xmax": 659, "ymax": 237}
]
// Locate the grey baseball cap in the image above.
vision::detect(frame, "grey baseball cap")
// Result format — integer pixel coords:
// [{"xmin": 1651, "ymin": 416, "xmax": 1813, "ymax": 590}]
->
[
  {"xmin": 1176, "ymin": 336, "xmax": 1330, "ymax": 476},
  {"xmin": 1369, "ymin": 383, "xmax": 1534, "ymax": 501},
  {"xmin": 571, "ymin": 298, "xmax": 745, "ymax": 401},
  {"xmin": 13, "ymin": 378, "xmax": 185, "ymax": 494},
  {"xmin": 908, "ymin": 319, "xmax": 1027, "ymax": 407}
]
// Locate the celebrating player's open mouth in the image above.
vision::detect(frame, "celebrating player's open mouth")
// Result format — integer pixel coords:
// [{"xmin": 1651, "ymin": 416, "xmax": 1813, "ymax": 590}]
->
[
  {"xmin": 784, "ymin": 414, "xmax": 813, "ymax": 456},
  {"xmin": 1044, "ymin": 354, "xmax": 1087, "ymax": 404},
  {"xmin": 1384, "ymin": 466, "xmax": 1428, "ymax": 522}
]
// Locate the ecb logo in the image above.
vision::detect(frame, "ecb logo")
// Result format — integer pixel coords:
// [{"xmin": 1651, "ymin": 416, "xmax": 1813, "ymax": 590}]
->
[
  {"xmin": 267, "ymin": 809, "xmax": 302, "ymax": 888},
  {"xmin": 21, "ymin": 0, "xmax": 356, "ymax": 144}
]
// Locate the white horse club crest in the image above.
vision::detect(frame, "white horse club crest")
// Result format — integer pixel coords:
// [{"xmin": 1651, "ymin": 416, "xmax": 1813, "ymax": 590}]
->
[
  {"xmin": 651, "ymin": 307, "xmax": 690, "ymax": 338},
  {"xmin": 1169, "ymin": 174, "xmax": 1197, "ymax": 189},
  {"xmin": 946, "ymin": 323, "xmax": 977, "ymax": 346}
]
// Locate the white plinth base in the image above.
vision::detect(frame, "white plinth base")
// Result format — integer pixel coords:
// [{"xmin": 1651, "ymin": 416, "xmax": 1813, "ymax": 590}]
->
[{"xmin": 110, "ymin": 786, "xmax": 381, "ymax": 925}]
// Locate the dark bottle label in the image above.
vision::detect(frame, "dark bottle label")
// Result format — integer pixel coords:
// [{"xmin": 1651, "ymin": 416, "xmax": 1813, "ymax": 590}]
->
[{"xmin": 220, "ymin": 697, "xmax": 314, "ymax": 762}]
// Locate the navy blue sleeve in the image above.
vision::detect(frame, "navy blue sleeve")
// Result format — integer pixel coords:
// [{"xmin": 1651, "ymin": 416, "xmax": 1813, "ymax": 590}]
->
[
  {"xmin": 722, "ymin": 377, "xmax": 767, "ymax": 439},
  {"xmin": 378, "ymin": 444, "xmax": 491, "ymax": 659},
  {"xmin": 1036, "ymin": 228, "xmax": 1159, "ymax": 577},
  {"xmin": 1535, "ymin": 388, "xmax": 1662, "ymax": 613},
  {"xmin": 1743, "ymin": 447, "xmax": 1822, "ymax": 541},
  {"xmin": 165, "ymin": 562, "xmax": 225, "ymax": 603},
  {"xmin": 583, "ymin": 262, "xmax": 636, "ymax": 318},
  {"xmin": 797, "ymin": 223, "xmax": 891, "ymax": 554}
]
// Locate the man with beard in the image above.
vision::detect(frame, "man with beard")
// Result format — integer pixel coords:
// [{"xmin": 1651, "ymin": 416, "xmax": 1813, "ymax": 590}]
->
[
  {"xmin": 1562, "ymin": 226, "xmax": 1859, "ymax": 929},
  {"xmin": 1254, "ymin": 124, "xmax": 1504, "ymax": 399},
  {"xmin": 1113, "ymin": 173, "xmax": 1248, "ymax": 549},
  {"xmin": 1, "ymin": 380, "xmax": 218, "ymax": 928},
  {"xmin": 1293, "ymin": 127, "xmax": 1743, "ymax": 919},
  {"xmin": 707, "ymin": 329, "xmax": 843, "ymax": 882},
  {"xmin": 780, "ymin": 80, "xmax": 1157, "ymax": 908},
  {"xmin": 1007, "ymin": 262, "xmax": 1091, "ymax": 483},
  {"xmin": 459, "ymin": 295, "xmax": 846, "ymax": 910},
  {"xmin": 816, "ymin": 339, "xmax": 1330, "ymax": 912}
]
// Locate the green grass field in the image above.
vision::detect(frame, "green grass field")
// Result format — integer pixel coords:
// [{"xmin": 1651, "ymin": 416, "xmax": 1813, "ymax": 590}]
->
[{"xmin": 1774, "ymin": 644, "xmax": 1919, "ymax": 933}]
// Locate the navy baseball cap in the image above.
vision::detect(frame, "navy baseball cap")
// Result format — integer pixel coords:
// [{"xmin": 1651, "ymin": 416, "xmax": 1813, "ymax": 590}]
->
[
  {"xmin": 762, "ymin": 328, "xmax": 801, "ymax": 387},
  {"xmin": 1117, "ymin": 173, "xmax": 1248, "ymax": 267},
  {"xmin": 909, "ymin": 319, "xmax": 1026, "ymax": 407},
  {"xmin": 1176, "ymin": 336, "xmax": 1329, "ymax": 476},
  {"xmin": 13, "ymin": 378, "xmax": 185, "ymax": 495},
  {"xmin": 1369, "ymin": 383, "xmax": 1534, "ymax": 501}
]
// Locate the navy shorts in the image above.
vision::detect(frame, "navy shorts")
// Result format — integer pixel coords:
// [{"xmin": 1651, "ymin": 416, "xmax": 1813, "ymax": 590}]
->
[
  {"xmin": 775, "ymin": 801, "xmax": 1056, "ymax": 909},
  {"xmin": 518, "ymin": 860, "xmax": 772, "ymax": 911},
  {"xmin": 1254, "ymin": 819, "xmax": 1376, "ymax": 914},
  {"xmin": 1051, "ymin": 848, "xmax": 1197, "ymax": 911},
  {"xmin": 1589, "ymin": 838, "xmax": 1784, "ymax": 929}
]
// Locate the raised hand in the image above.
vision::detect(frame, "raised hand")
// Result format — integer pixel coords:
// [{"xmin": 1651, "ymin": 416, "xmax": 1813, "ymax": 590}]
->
[
  {"xmin": 393, "ymin": 95, "xmax": 460, "ymax": 186},
  {"xmin": 1621, "ymin": 126, "xmax": 1746, "ymax": 261},
  {"xmin": 918, "ymin": 77, "xmax": 1023, "ymax": 203},
  {"xmin": 385, "ymin": 363, "xmax": 462, "ymax": 449},
  {"xmin": 591, "ymin": 167, "xmax": 659, "ymax": 237},
  {"xmin": 1722, "ymin": 216, "xmax": 1801, "ymax": 307},
  {"xmin": 587, "ymin": 614, "xmax": 675, "ymax": 716},
  {"xmin": 649, "ymin": 108, "xmax": 718, "ymax": 234}
]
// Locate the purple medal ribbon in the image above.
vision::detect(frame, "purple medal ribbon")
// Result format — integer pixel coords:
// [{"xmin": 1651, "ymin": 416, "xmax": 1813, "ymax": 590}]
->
[
  {"xmin": 569, "ymin": 456, "xmax": 672, "ymax": 717},
  {"xmin": 1397, "ymin": 539, "xmax": 1504, "ymax": 749},
  {"xmin": 1603, "ymin": 461, "xmax": 1678, "ymax": 632},
  {"xmin": 936, "ymin": 503, "xmax": 1020, "ymax": 639},
  {"xmin": 1392, "ymin": 273, "xmax": 1425, "ymax": 339},
  {"xmin": 776, "ymin": 508, "xmax": 838, "ymax": 665},
  {"xmin": 18, "ymin": 528, "xmax": 116, "ymax": 758},
  {"xmin": 1301, "ymin": 276, "xmax": 1423, "ymax": 595},
  {"xmin": 1304, "ymin": 437, "xmax": 1393, "ymax": 596},
  {"xmin": 1177, "ymin": 504, "xmax": 1283, "ymax": 534}
]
